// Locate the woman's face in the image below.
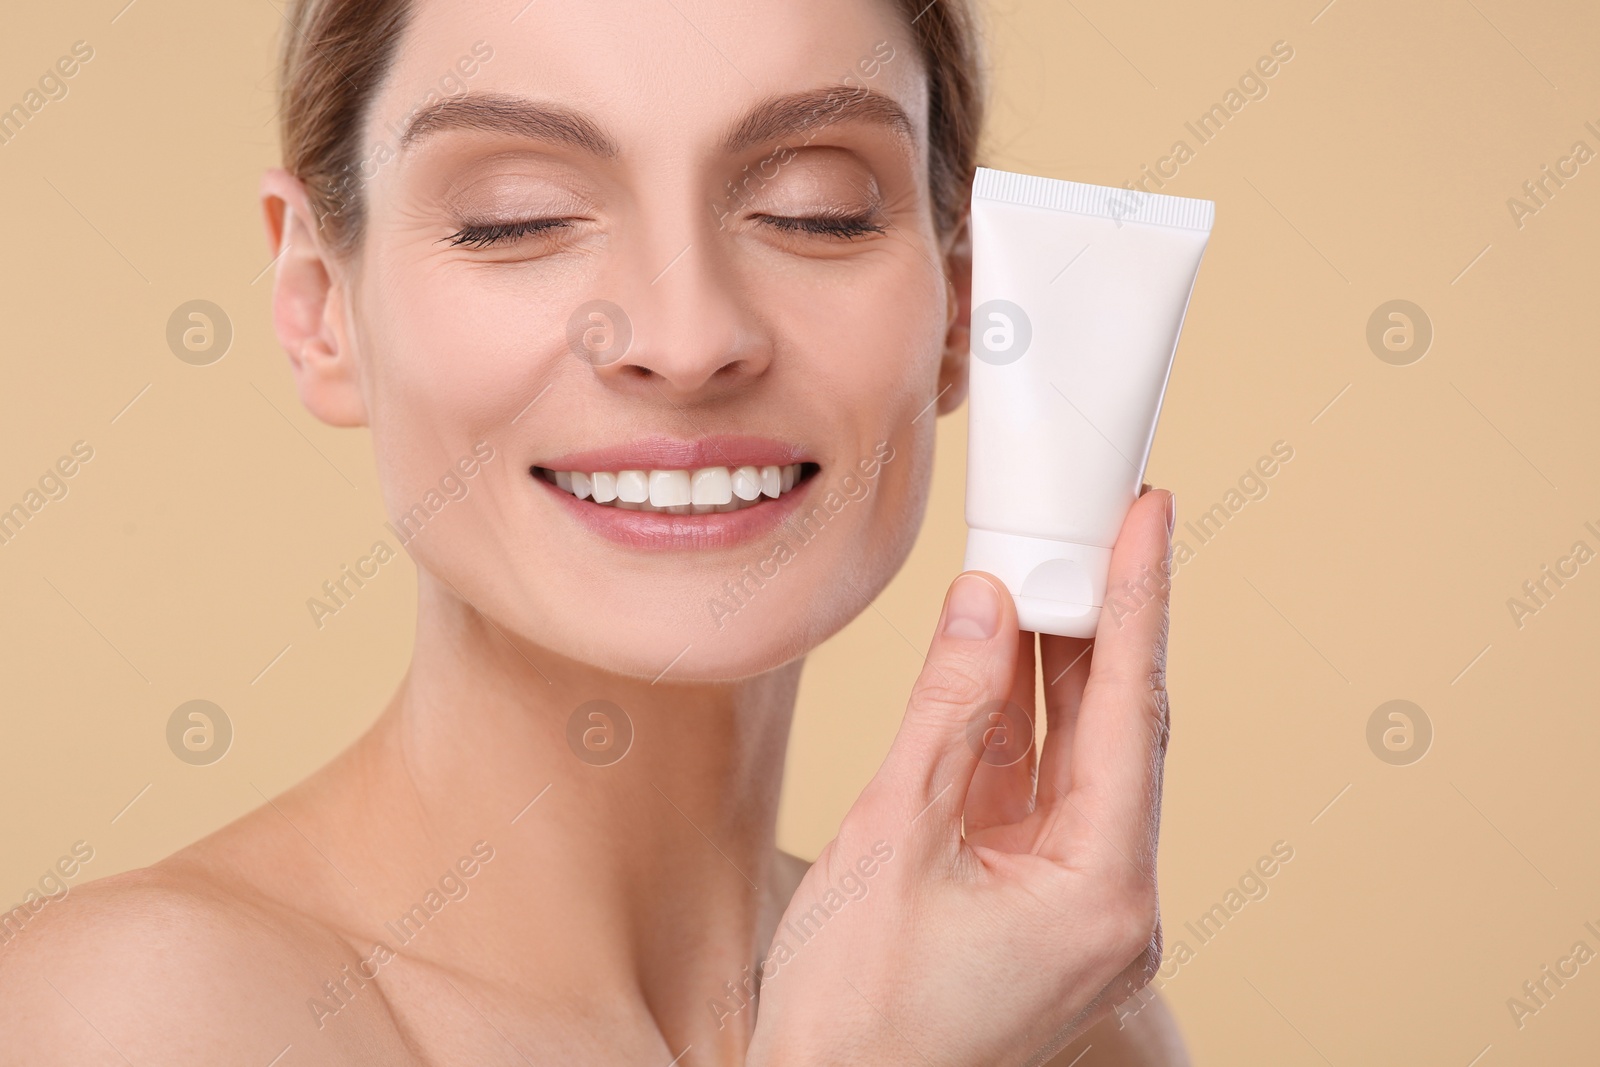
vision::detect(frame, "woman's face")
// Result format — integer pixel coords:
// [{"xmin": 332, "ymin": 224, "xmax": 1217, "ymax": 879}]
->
[{"xmin": 319, "ymin": 0, "xmax": 966, "ymax": 681}]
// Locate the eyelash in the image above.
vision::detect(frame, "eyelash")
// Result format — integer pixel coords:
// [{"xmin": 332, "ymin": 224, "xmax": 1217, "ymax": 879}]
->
[
  {"xmin": 755, "ymin": 212, "xmax": 887, "ymax": 240},
  {"xmin": 443, "ymin": 217, "xmax": 573, "ymax": 248},
  {"xmin": 442, "ymin": 211, "xmax": 886, "ymax": 249}
]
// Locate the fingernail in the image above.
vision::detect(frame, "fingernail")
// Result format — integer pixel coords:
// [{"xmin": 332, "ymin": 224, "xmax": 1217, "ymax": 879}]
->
[
  {"xmin": 944, "ymin": 574, "xmax": 1001, "ymax": 640},
  {"xmin": 1165, "ymin": 491, "xmax": 1177, "ymax": 535}
]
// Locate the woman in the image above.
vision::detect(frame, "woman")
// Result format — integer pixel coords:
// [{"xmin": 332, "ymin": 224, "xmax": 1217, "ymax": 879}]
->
[{"xmin": 0, "ymin": 0, "xmax": 1187, "ymax": 1062}]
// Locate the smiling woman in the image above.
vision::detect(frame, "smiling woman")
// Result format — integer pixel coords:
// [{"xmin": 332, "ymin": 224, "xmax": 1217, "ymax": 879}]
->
[{"xmin": 0, "ymin": 1, "xmax": 1186, "ymax": 1064}]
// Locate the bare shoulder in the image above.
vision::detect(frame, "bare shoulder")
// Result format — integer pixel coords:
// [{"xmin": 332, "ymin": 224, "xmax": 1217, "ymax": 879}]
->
[{"xmin": 0, "ymin": 860, "xmax": 419, "ymax": 1066}]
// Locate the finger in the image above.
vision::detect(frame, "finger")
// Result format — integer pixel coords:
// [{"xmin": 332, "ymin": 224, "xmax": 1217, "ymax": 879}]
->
[
  {"xmin": 962, "ymin": 628, "xmax": 1039, "ymax": 834},
  {"xmin": 870, "ymin": 571, "xmax": 1020, "ymax": 843},
  {"xmin": 1033, "ymin": 633, "xmax": 1093, "ymax": 804},
  {"xmin": 1056, "ymin": 489, "xmax": 1175, "ymax": 866},
  {"xmin": 1036, "ymin": 484, "xmax": 1152, "ymax": 813}
]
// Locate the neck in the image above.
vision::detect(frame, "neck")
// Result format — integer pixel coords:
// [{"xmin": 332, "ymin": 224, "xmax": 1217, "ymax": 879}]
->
[{"xmin": 354, "ymin": 573, "xmax": 804, "ymax": 1057}]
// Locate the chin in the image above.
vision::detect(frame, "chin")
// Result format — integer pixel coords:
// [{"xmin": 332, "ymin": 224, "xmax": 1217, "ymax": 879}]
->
[{"xmin": 511, "ymin": 564, "xmax": 882, "ymax": 685}]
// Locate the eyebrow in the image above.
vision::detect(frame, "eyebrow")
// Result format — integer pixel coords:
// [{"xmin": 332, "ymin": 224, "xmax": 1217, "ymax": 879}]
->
[
  {"xmin": 399, "ymin": 93, "xmax": 619, "ymax": 156},
  {"xmin": 721, "ymin": 85, "xmax": 916, "ymax": 155},
  {"xmin": 397, "ymin": 85, "xmax": 916, "ymax": 160}
]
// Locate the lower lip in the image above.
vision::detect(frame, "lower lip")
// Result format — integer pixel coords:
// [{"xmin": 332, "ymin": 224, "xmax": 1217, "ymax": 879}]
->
[{"xmin": 533, "ymin": 470, "xmax": 819, "ymax": 551}]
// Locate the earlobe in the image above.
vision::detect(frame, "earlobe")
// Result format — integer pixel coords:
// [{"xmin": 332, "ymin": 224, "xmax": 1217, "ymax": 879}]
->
[
  {"xmin": 258, "ymin": 168, "xmax": 368, "ymax": 428},
  {"xmin": 935, "ymin": 214, "xmax": 972, "ymax": 416}
]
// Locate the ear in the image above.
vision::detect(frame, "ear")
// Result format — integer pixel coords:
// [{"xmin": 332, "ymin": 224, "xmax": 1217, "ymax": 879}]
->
[
  {"xmin": 935, "ymin": 212, "xmax": 972, "ymax": 416},
  {"xmin": 259, "ymin": 168, "xmax": 368, "ymax": 428}
]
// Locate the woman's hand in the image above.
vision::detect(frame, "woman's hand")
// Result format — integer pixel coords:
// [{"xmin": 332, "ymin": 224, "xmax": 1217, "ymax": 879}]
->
[{"xmin": 747, "ymin": 488, "xmax": 1176, "ymax": 1067}]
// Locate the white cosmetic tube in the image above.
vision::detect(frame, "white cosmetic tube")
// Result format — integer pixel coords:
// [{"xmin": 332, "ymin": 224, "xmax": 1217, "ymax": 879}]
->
[{"xmin": 963, "ymin": 167, "xmax": 1214, "ymax": 638}]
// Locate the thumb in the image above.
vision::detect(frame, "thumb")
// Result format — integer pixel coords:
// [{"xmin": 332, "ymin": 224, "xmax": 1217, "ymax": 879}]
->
[{"xmin": 870, "ymin": 571, "xmax": 1022, "ymax": 839}]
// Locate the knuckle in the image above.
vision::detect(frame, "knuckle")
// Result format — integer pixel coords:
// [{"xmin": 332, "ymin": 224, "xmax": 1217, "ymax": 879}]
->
[
  {"xmin": 1096, "ymin": 635, "xmax": 1174, "ymax": 757},
  {"xmin": 1145, "ymin": 679, "xmax": 1173, "ymax": 755},
  {"xmin": 910, "ymin": 657, "xmax": 989, "ymax": 720}
]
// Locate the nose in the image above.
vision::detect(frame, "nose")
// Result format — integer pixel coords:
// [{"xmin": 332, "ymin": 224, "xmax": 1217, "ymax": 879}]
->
[{"xmin": 578, "ymin": 233, "xmax": 772, "ymax": 401}]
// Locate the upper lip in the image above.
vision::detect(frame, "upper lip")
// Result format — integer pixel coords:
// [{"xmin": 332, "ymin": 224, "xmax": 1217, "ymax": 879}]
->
[{"xmin": 533, "ymin": 434, "xmax": 812, "ymax": 473}]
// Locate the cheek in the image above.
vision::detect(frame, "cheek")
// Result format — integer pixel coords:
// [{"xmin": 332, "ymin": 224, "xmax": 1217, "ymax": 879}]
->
[
  {"xmin": 775, "ymin": 257, "xmax": 949, "ymax": 426},
  {"xmin": 359, "ymin": 261, "xmax": 565, "ymax": 499},
  {"xmin": 814, "ymin": 264, "xmax": 946, "ymax": 530},
  {"xmin": 377, "ymin": 262, "xmax": 561, "ymax": 402},
  {"xmin": 756, "ymin": 266, "xmax": 943, "ymax": 636}
]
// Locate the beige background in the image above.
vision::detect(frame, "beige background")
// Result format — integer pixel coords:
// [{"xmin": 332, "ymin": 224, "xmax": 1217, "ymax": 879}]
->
[{"xmin": 3, "ymin": 0, "xmax": 1597, "ymax": 1062}]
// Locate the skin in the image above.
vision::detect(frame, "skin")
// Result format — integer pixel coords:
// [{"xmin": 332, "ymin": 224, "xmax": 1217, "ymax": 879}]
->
[{"xmin": 0, "ymin": 0, "xmax": 1188, "ymax": 1063}]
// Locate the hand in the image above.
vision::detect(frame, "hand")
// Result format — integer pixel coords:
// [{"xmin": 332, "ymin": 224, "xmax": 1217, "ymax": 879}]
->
[{"xmin": 747, "ymin": 488, "xmax": 1176, "ymax": 1067}]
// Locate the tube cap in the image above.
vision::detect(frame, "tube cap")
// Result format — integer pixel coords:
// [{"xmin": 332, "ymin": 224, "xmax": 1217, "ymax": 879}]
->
[{"xmin": 962, "ymin": 528, "xmax": 1113, "ymax": 639}]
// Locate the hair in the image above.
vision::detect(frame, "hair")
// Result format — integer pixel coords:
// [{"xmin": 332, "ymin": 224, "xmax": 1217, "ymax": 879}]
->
[{"xmin": 277, "ymin": 0, "xmax": 987, "ymax": 255}]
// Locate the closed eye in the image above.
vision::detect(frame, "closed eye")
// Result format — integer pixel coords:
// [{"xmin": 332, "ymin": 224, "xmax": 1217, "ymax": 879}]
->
[
  {"xmin": 442, "ymin": 217, "xmax": 576, "ymax": 248},
  {"xmin": 756, "ymin": 212, "xmax": 886, "ymax": 239},
  {"xmin": 442, "ymin": 211, "xmax": 887, "ymax": 249}
]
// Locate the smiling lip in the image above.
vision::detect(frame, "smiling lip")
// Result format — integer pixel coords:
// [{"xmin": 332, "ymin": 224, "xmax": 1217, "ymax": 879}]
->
[
  {"xmin": 530, "ymin": 434, "xmax": 820, "ymax": 552},
  {"xmin": 533, "ymin": 434, "xmax": 811, "ymax": 473}
]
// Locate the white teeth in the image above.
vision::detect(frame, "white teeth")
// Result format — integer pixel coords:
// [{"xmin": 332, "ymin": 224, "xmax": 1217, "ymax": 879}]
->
[
  {"xmin": 731, "ymin": 466, "xmax": 762, "ymax": 501},
  {"xmin": 649, "ymin": 469, "xmax": 692, "ymax": 508},
  {"xmin": 542, "ymin": 463, "xmax": 807, "ymax": 513},
  {"xmin": 615, "ymin": 470, "xmax": 649, "ymax": 503},
  {"xmin": 691, "ymin": 466, "xmax": 733, "ymax": 506}
]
